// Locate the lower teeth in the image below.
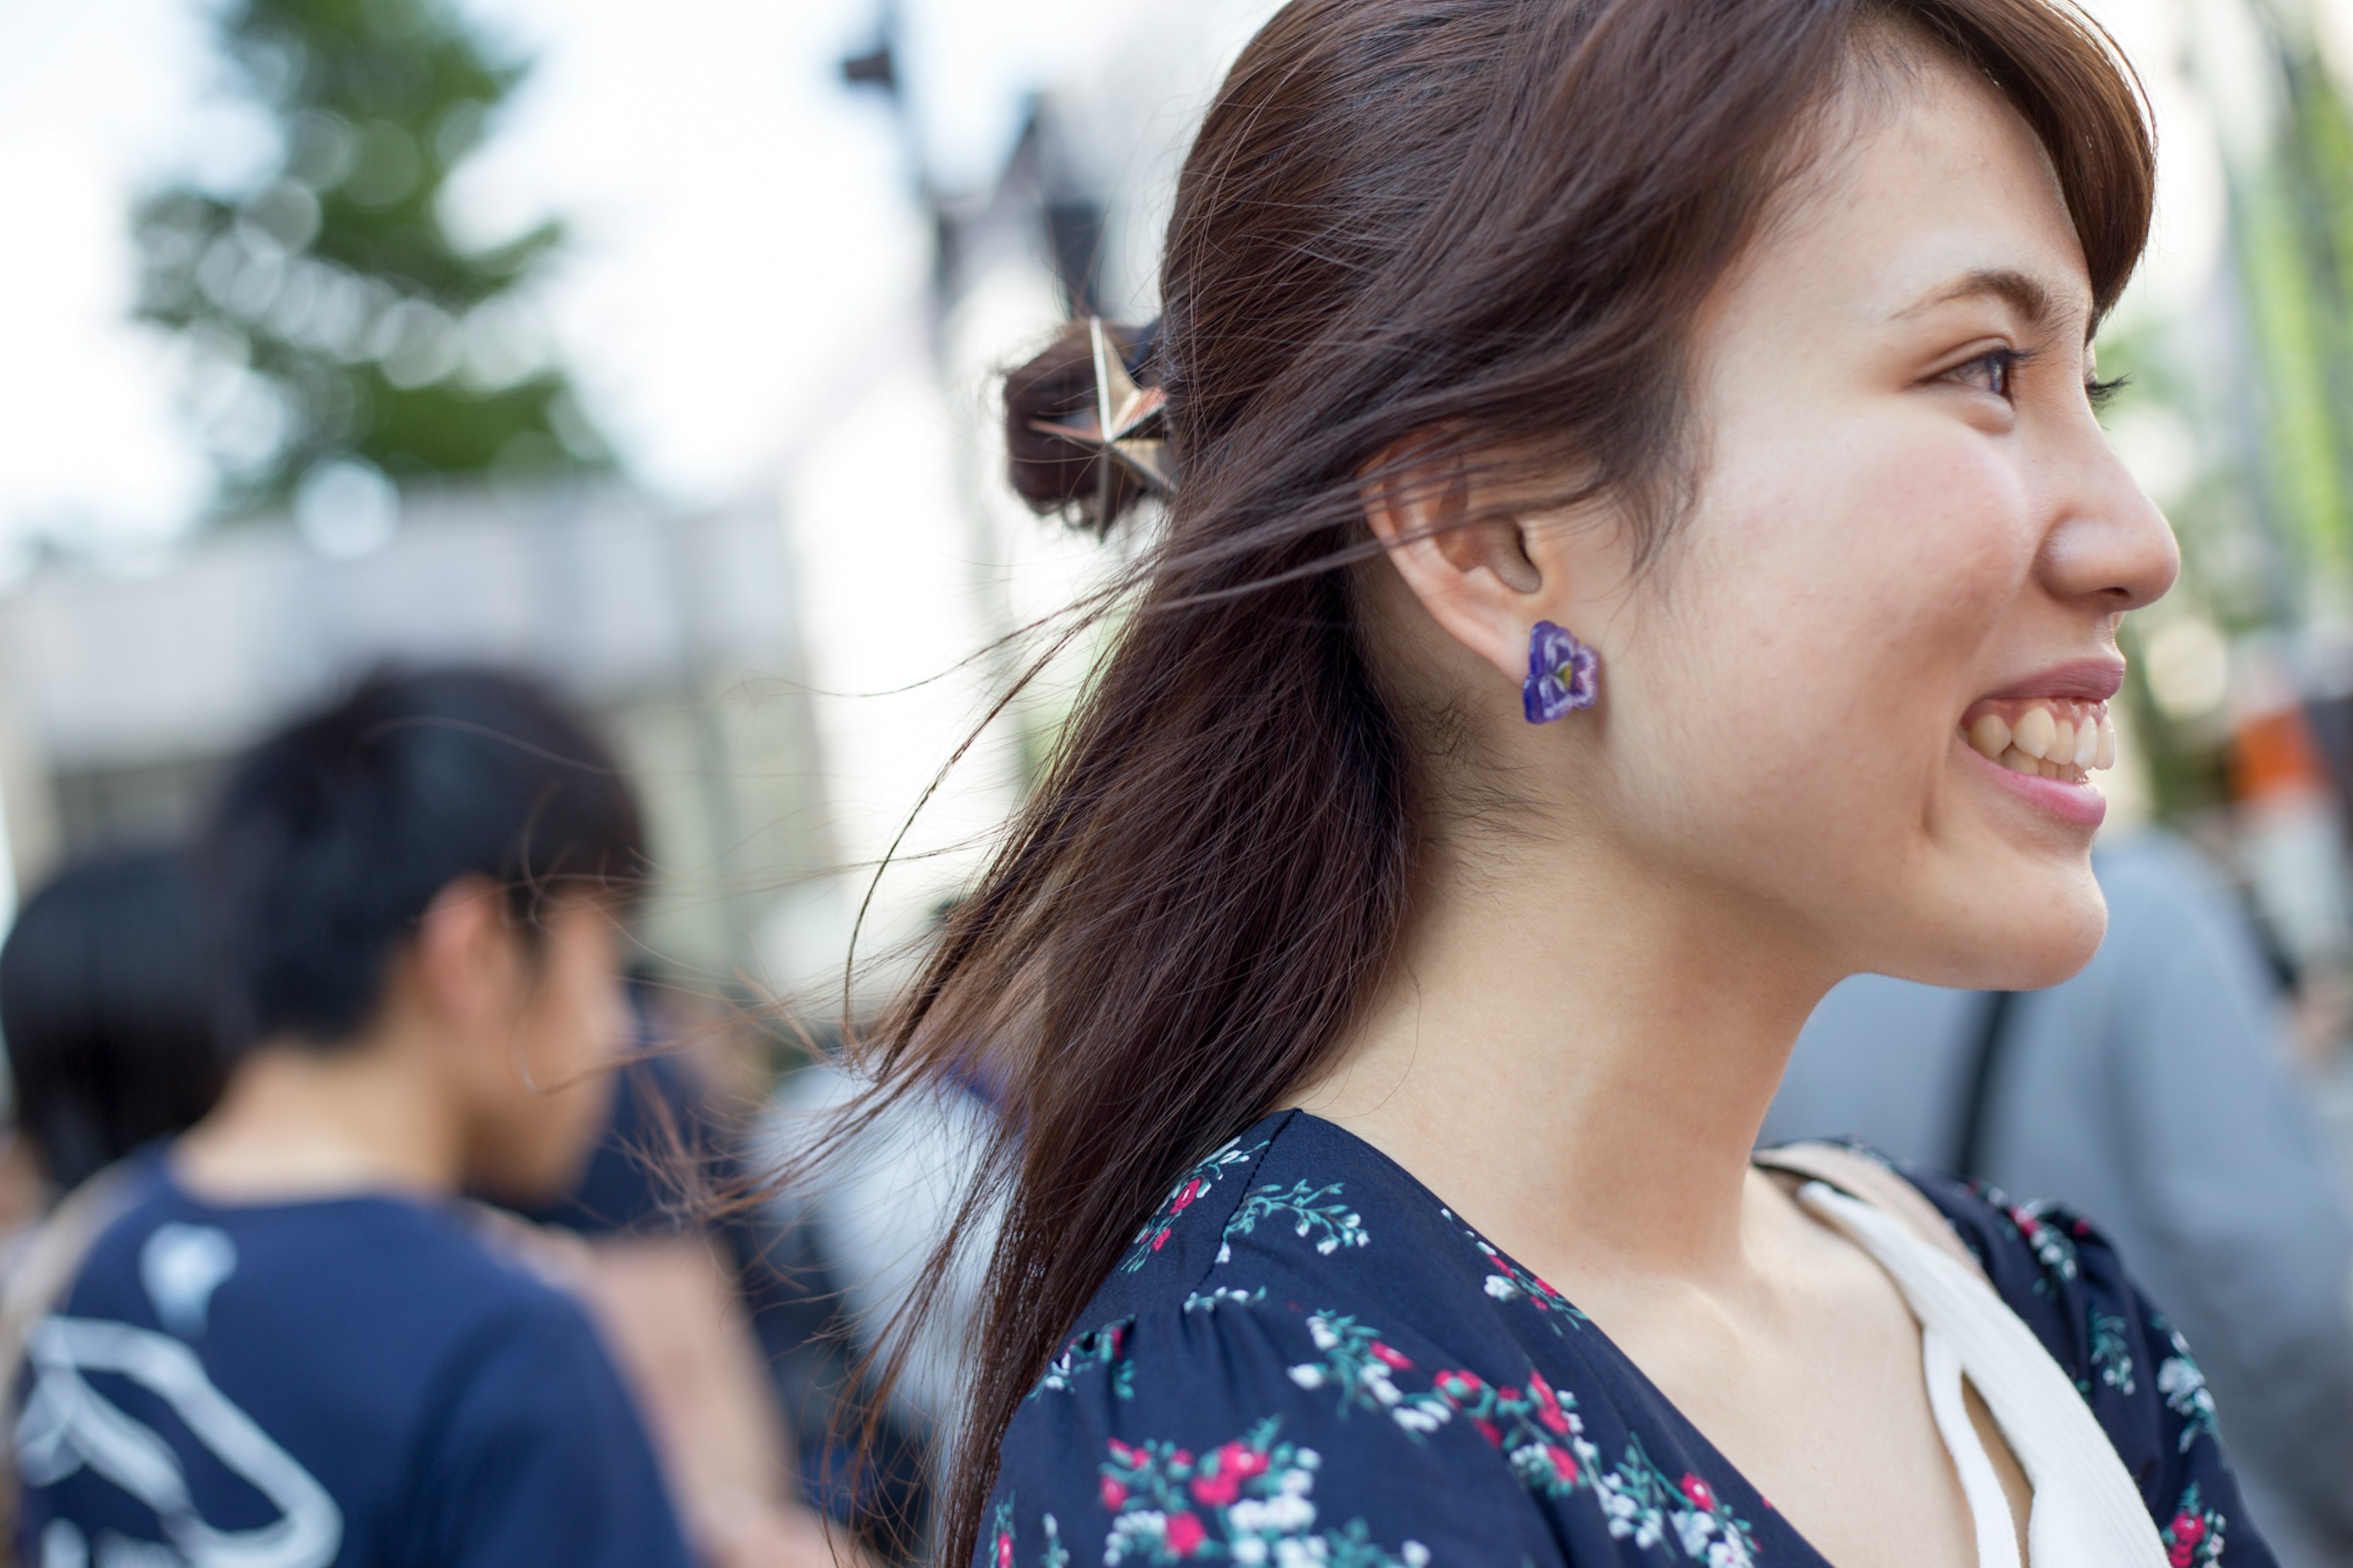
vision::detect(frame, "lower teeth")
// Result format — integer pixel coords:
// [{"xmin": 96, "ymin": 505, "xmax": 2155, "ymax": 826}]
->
[{"xmin": 1996, "ymin": 746, "xmax": 2083, "ymax": 783}]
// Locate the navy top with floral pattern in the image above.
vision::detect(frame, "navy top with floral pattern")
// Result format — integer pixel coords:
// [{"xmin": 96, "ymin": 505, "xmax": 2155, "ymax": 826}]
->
[{"xmin": 982, "ymin": 1109, "xmax": 2270, "ymax": 1568}]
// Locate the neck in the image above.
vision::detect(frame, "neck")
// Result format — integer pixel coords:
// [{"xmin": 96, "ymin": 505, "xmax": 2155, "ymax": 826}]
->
[
  {"xmin": 1295, "ymin": 824, "xmax": 1834, "ymax": 1284},
  {"xmin": 175, "ymin": 1029, "xmax": 465, "ymax": 1204}
]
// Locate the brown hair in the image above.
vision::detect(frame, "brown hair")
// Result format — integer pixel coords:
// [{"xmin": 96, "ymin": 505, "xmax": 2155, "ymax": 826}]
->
[{"xmin": 828, "ymin": 1, "xmax": 2150, "ymax": 1559}]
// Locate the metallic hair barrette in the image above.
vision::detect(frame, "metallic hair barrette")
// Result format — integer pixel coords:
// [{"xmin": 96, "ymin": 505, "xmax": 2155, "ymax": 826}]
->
[{"xmin": 1028, "ymin": 317, "xmax": 1175, "ymax": 520}]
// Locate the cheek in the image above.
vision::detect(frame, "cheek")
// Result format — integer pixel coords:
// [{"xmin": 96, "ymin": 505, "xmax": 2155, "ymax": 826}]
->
[
  {"xmin": 1672, "ymin": 419, "xmax": 2025, "ymax": 724},
  {"xmin": 1612, "ymin": 422, "xmax": 2032, "ymax": 867}
]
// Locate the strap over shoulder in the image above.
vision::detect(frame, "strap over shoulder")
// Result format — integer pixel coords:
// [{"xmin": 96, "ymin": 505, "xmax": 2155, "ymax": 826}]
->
[{"xmin": 1753, "ymin": 1141, "xmax": 1987, "ymax": 1284}]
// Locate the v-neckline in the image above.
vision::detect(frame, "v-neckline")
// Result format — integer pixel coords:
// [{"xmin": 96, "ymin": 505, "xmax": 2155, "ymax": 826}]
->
[{"xmin": 1283, "ymin": 1109, "xmax": 1857, "ymax": 1568}]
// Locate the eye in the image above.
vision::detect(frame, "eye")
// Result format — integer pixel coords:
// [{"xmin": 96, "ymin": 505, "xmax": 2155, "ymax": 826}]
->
[
  {"xmin": 2085, "ymin": 373, "xmax": 2128, "ymax": 411},
  {"xmin": 1942, "ymin": 347, "xmax": 2030, "ymax": 401}
]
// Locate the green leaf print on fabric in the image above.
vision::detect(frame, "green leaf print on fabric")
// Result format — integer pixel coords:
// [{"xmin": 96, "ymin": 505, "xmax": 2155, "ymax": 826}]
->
[
  {"xmin": 1218, "ymin": 1182, "xmax": 1371, "ymax": 1264},
  {"xmin": 1093, "ymin": 1418, "xmax": 1433, "ymax": 1567},
  {"xmin": 1438, "ymin": 1207, "xmax": 1588, "ymax": 1335},
  {"xmin": 1278, "ymin": 1307, "xmax": 1756, "ymax": 1566},
  {"xmin": 1034, "ymin": 1321, "xmax": 1138, "ymax": 1401},
  {"xmin": 987, "ymin": 1499, "xmax": 1070, "ymax": 1568},
  {"xmin": 2086, "ymin": 1309, "xmax": 2135, "ymax": 1396},
  {"xmin": 1283, "ymin": 1313, "xmax": 1456, "ymax": 1433},
  {"xmin": 2155, "ymin": 1320, "xmax": 2220, "ymax": 1454},
  {"xmin": 1184, "ymin": 1286, "xmax": 1268, "ymax": 1312},
  {"xmin": 1972, "ymin": 1184, "xmax": 2082, "ymax": 1298},
  {"xmin": 1121, "ymin": 1139, "xmax": 1270, "ymax": 1273}
]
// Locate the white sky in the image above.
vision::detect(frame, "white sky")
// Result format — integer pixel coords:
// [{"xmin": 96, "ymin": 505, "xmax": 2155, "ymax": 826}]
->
[
  {"xmin": 7, "ymin": 0, "xmax": 2343, "ymax": 552},
  {"xmin": 0, "ymin": 0, "xmax": 1139, "ymax": 549}
]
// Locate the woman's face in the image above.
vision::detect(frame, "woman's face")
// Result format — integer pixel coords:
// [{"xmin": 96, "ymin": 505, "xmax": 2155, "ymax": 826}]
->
[{"xmin": 1558, "ymin": 58, "xmax": 2175, "ymax": 990}]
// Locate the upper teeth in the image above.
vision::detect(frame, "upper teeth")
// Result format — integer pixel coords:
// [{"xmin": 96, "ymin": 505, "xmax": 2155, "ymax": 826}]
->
[{"xmin": 1963, "ymin": 700, "xmax": 2115, "ymax": 782}]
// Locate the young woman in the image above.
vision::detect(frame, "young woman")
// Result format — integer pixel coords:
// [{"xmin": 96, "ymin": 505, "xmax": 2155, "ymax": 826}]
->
[{"xmin": 853, "ymin": 1, "xmax": 2268, "ymax": 1564}]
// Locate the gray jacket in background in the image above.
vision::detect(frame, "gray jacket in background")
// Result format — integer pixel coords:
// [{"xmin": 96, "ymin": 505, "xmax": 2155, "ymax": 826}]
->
[{"xmin": 1764, "ymin": 831, "xmax": 2353, "ymax": 1568}]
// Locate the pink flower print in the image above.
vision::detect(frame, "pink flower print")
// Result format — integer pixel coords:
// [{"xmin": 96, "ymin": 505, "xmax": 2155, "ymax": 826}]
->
[
  {"xmin": 1370, "ymin": 1341, "xmax": 1413, "ymax": 1370},
  {"xmin": 1165, "ymin": 1512, "xmax": 1207, "ymax": 1556},
  {"xmin": 2172, "ymin": 1516, "xmax": 2205, "ymax": 1545},
  {"xmin": 1191, "ymin": 1469, "xmax": 1241, "ymax": 1507},
  {"xmin": 995, "ymin": 1532, "xmax": 1014, "ymax": 1568},
  {"xmin": 1221, "ymin": 1440, "xmax": 1270, "ymax": 1480},
  {"xmin": 1171, "ymin": 1178, "xmax": 1202, "ymax": 1213},
  {"xmin": 1680, "ymin": 1474, "xmax": 1716, "ymax": 1512},
  {"xmin": 1434, "ymin": 1369, "xmax": 1485, "ymax": 1401},
  {"xmin": 1531, "ymin": 1374, "xmax": 1571, "ymax": 1434},
  {"xmin": 1152, "ymin": 1227, "xmax": 1173, "ymax": 1251},
  {"xmin": 1100, "ymin": 1476, "xmax": 1128, "ymax": 1510},
  {"xmin": 1473, "ymin": 1417, "xmax": 1501, "ymax": 1445},
  {"xmin": 1543, "ymin": 1445, "xmax": 1580, "ymax": 1486},
  {"xmin": 1107, "ymin": 1439, "xmax": 1138, "ymax": 1465}
]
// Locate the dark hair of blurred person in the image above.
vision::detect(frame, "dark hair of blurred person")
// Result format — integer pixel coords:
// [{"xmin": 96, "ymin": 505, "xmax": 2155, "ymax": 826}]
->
[
  {"xmin": 10, "ymin": 667, "xmax": 711, "ymax": 1568},
  {"xmin": 206, "ymin": 669, "xmax": 640, "ymax": 1049},
  {"xmin": 0, "ymin": 848, "xmax": 229, "ymax": 1194}
]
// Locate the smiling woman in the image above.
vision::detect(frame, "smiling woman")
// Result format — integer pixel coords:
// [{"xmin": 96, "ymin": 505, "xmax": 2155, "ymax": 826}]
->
[{"xmin": 808, "ymin": 2, "xmax": 2261, "ymax": 1566}]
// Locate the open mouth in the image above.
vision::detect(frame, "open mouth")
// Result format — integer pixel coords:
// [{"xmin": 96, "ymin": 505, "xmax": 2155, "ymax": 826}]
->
[{"xmin": 1960, "ymin": 698, "xmax": 2115, "ymax": 786}]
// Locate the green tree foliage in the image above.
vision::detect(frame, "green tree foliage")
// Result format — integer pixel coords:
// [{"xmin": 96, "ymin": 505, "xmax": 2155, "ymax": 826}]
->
[
  {"xmin": 135, "ymin": 0, "xmax": 605, "ymax": 517},
  {"xmin": 2233, "ymin": 13, "xmax": 2353, "ymax": 603}
]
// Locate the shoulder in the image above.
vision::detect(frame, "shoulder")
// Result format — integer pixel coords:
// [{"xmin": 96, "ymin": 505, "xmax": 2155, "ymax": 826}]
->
[
  {"xmin": 69, "ymin": 1183, "xmax": 598, "ymax": 1366},
  {"xmin": 1080, "ymin": 1110, "xmax": 1512, "ymax": 1329},
  {"xmin": 993, "ymin": 1112, "xmax": 1550, "ymax": 1567},
  {"xmin": 993, "ymin": 1292, "xmax": 1563, "ymax": 1568},
  {"xmin": 1898, "ymin": 1158, "xmax": 2262, "ymax": 1554},
  {"xmin": 403, "ymin": 1249, "xmax": 690, "ymax": 1562},
  {"xmin": 988, "ymin": 1114, "xmax": 1766, "ymax": 1568}
]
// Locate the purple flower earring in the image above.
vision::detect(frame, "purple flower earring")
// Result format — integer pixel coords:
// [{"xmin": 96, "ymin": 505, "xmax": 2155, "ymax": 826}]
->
[{"xmin": 1522, "ymin": 620, "xmax": 1600, "ymax": 724}]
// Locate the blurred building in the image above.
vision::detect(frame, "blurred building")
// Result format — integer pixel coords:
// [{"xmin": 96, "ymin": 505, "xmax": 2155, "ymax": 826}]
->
[{"xmin": 0, "ymin": 483, "xmax": 832, "ymax": 991}]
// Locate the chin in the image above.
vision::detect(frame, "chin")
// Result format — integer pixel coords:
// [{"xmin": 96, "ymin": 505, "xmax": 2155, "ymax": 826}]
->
[{"xmin": 1877, "ymin": 860, "xmax": 2108, "ymax": 992}]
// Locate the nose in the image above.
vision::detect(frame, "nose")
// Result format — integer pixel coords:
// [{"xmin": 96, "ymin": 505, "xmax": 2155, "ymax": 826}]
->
[{"xmin": 2034, "ymin": 422, "xmax": 2179, "ymax": 615}]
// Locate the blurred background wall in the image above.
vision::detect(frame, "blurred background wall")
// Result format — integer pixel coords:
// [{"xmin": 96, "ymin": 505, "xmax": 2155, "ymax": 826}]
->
[{"xmin": 10, "ymin": 0, "xmax": 2353, "ymax": 1077}]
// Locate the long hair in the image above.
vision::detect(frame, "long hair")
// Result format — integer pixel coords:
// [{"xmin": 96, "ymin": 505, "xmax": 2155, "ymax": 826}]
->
[{"xmin": 815, "ymin": 2, "xmax": 2153, "ymax": 1560}]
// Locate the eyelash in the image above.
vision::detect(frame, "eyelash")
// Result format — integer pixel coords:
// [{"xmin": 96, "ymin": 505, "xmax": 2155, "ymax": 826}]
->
[{"xmin": 1946, "ymin": 348, "xmax": 2129, "ymax": 411}]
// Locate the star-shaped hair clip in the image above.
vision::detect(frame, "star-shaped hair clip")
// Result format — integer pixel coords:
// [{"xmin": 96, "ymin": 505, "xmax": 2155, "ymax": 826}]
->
[{"xmin": 1029, "ymin": 318, "xmax": 1173, "ymax": 521}]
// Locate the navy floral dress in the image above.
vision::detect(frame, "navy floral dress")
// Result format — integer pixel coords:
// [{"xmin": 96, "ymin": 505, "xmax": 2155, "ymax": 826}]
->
[{"xmin": 983, "ymin": 1109, "xmax": 2270, "ymax": 1567}]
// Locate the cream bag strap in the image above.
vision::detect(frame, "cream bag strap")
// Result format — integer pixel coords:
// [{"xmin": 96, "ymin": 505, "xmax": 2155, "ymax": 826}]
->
[{"xmin": 1756, "ymin": 1142, "xmax": 2167, "ymax": 1568}]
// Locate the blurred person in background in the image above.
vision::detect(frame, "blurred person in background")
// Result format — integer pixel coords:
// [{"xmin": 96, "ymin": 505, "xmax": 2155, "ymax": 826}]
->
[
  {"xmin": 530, "ymin": 988, "xmax": 919, "ymax": 1564},
  {"xmin": 1764, "ymin": 830, "xmax": 2353, "ymax": 1567},
  {"xmin": 0, "ymin": 849, "xmax": 230, "ymax": 1206},
  {"xmin": 5, "ymin": 669, "xmax": 705, "ymax": 1567},
  {"xmin": 768, "ymin": 1042, "xmax": 991, "ymax": 1556}
]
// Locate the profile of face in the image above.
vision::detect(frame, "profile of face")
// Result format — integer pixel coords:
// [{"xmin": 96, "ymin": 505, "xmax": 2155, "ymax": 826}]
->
[
  {"xmin": 1385, "ymin": 49, "xmax": 2177, "ymax": 993},
  {"xmin": 428, "ymin": 888, "xmax": 626, "ymax": 1205}
]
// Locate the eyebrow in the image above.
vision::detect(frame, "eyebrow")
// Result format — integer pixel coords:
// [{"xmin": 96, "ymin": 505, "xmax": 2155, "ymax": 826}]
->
[{"xmin": 1897, "ymin": 267, "xmax": 2089, "ymax": 341}]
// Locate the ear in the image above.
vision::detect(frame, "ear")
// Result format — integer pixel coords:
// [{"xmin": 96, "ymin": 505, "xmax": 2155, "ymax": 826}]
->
[
  {"xmin": 1360, "ymin": 441, "xmax": 1544, "ymax": 682},
  {"xmin": 409, "ymin": 876, "xmax": 524, "ymax": 1031}
]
